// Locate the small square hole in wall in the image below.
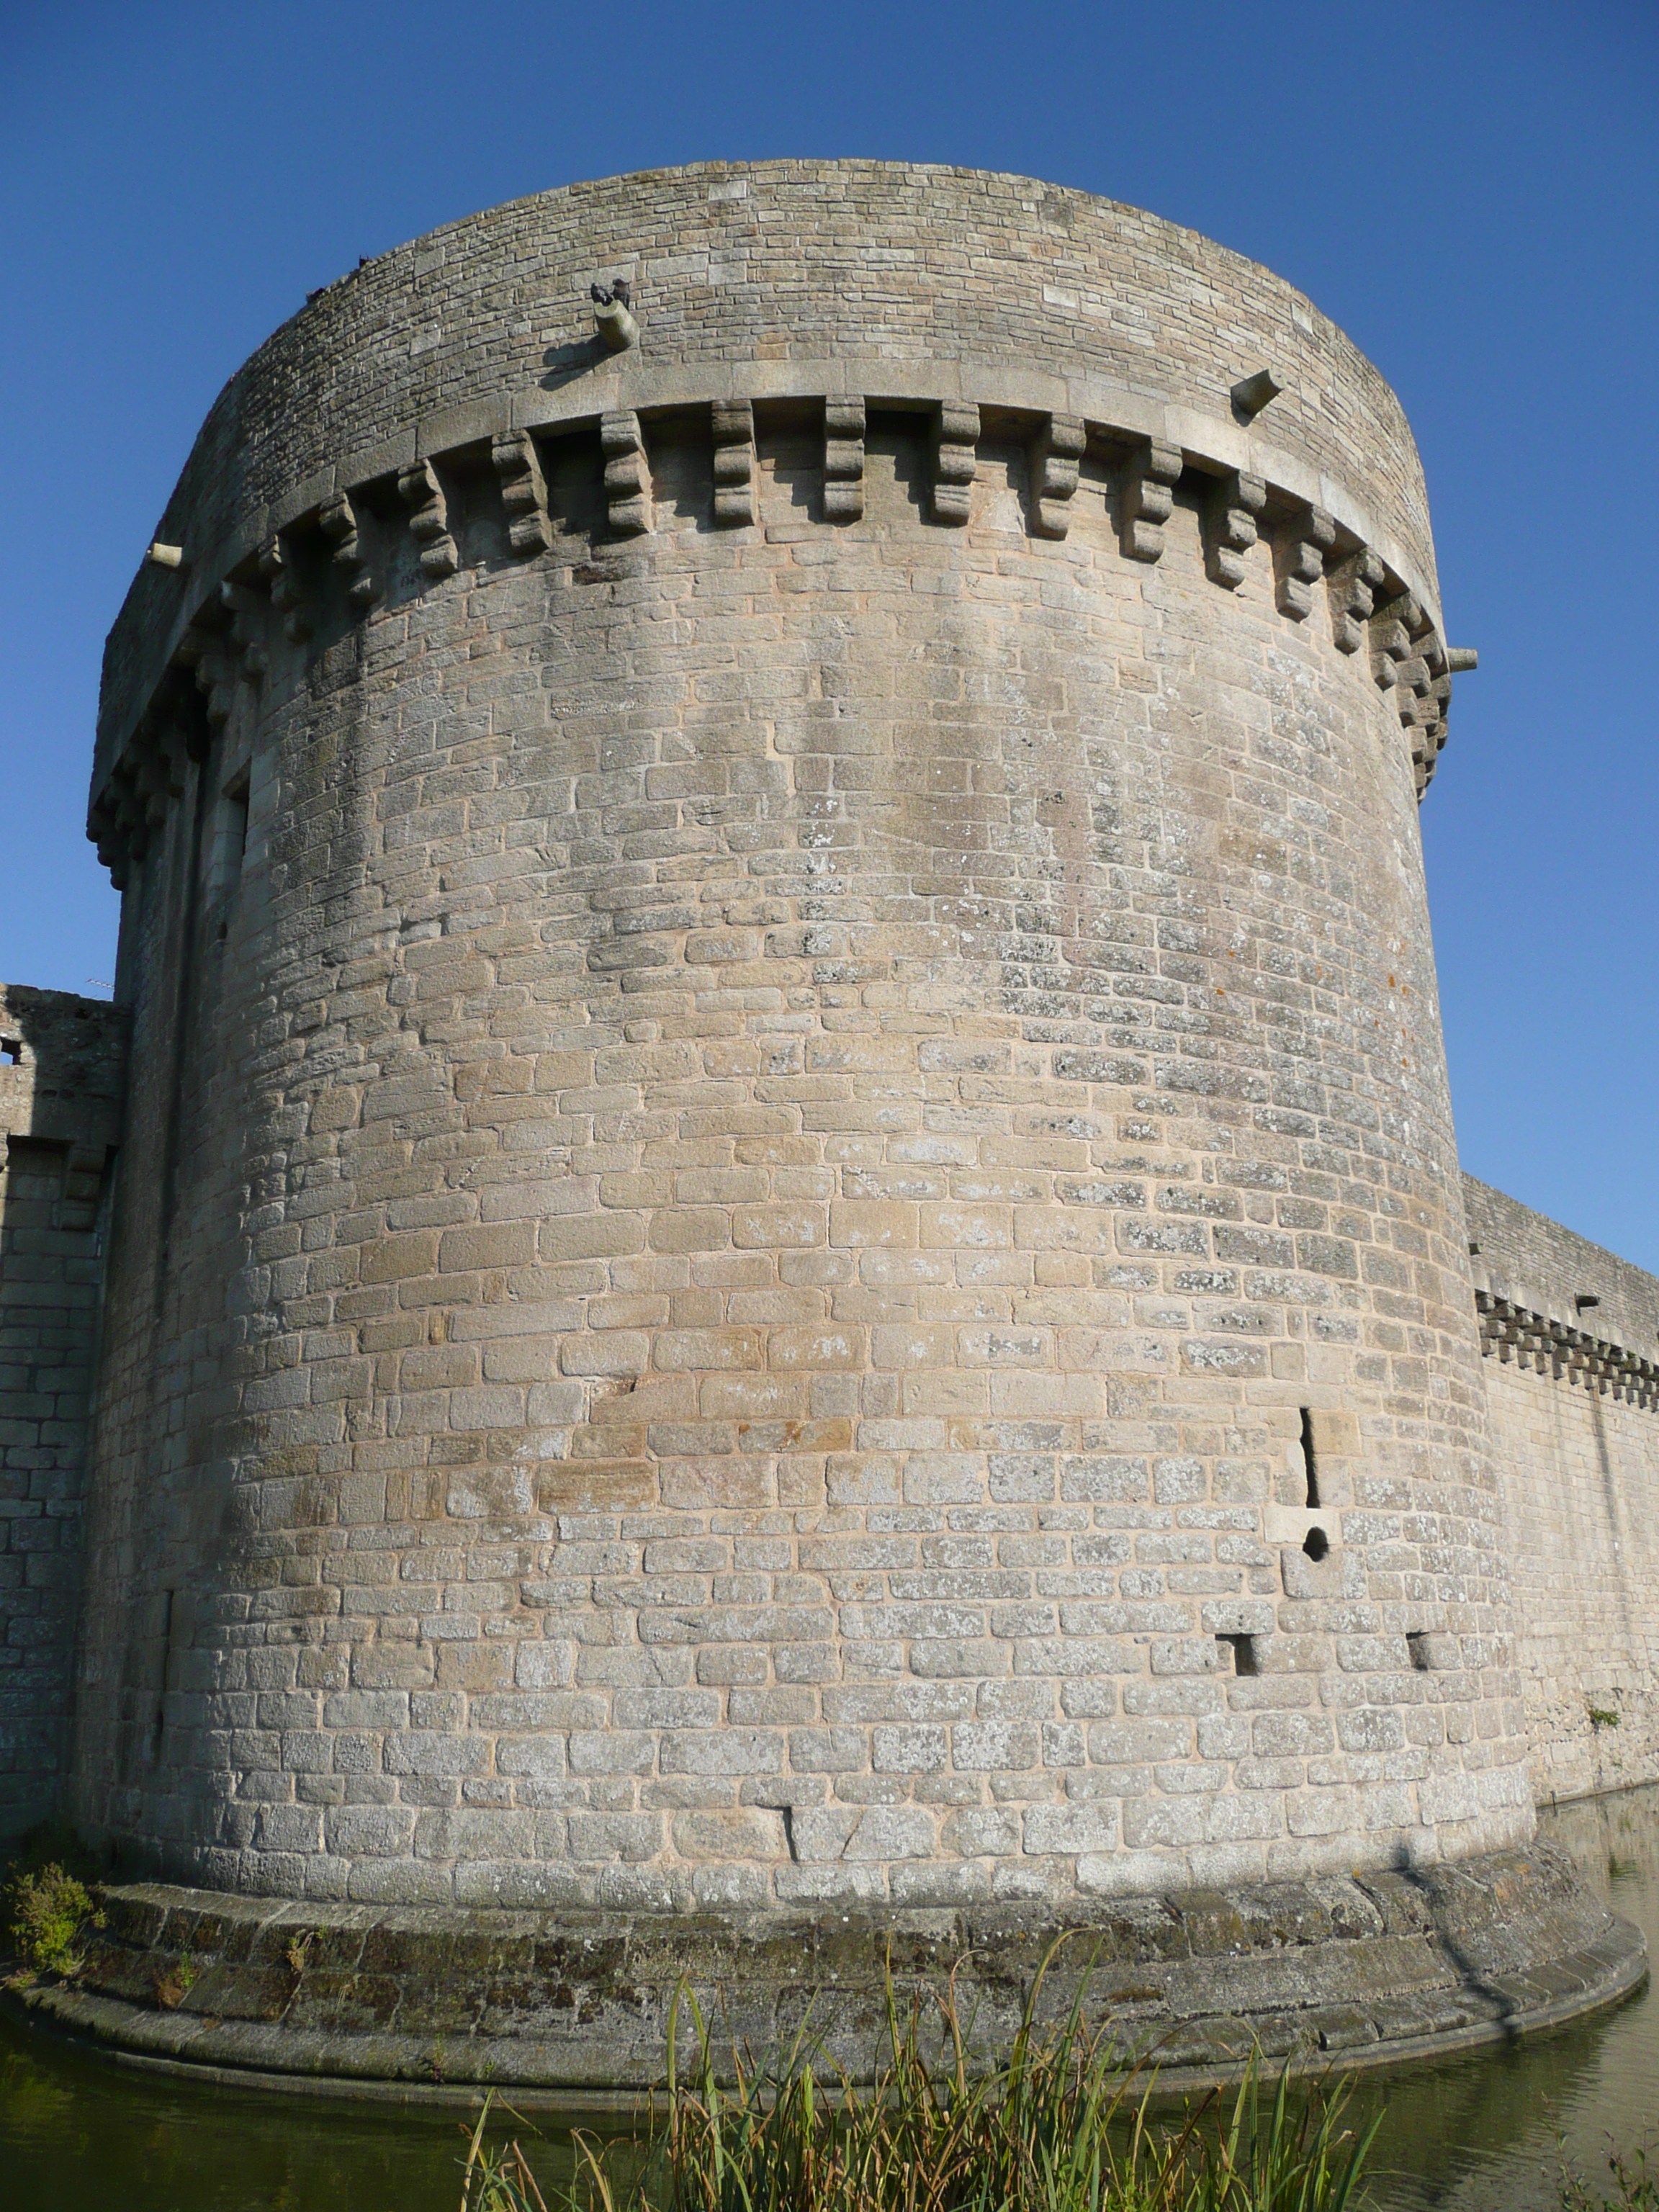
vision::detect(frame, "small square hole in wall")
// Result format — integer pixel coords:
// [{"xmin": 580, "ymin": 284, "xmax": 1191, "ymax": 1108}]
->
[
  {"xmin": 0, "ymin": 1039, "xmax": 19, "ymax": 1064},
  {"xmin": 1407, "ymin": 1631, "xmax": 1432, "ymax": 1672},
  {"xmin": 1215, "ymin": 1632, "xmax": 1259, "ymax": 1677}
]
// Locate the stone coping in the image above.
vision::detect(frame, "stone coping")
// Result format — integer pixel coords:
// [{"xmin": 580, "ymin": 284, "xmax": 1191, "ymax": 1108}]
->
[{"xmin": 6, "ymin": 1842, "xmax": 1644, "ymax": 2108}]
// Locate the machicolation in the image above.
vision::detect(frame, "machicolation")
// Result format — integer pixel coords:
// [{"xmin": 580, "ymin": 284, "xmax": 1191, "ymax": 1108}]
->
[{"xmin": 3, "ymin": 160, "xmax": 1656, "ymax": 2094}]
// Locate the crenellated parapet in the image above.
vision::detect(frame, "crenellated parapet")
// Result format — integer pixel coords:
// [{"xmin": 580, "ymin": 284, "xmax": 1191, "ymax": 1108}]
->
[{"xmin": 89, "ymin": 370, "xmax": 1472, "ymax": 886}]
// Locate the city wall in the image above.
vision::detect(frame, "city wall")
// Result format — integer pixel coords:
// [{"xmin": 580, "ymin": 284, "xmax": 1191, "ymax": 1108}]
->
[
  {"xmin": 0, "ymin": 986, "xmax": 126, "ymax": 1833},
  {"xmin": 1465, "ymin": 1177, "xmax": 1659, "ymax": 1806}
]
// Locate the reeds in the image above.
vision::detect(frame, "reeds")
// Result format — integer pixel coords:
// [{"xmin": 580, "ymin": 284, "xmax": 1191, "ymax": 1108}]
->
[{"xmin": 462, "ymin": 1947, "xmax": 1380, "ymax": 2212}]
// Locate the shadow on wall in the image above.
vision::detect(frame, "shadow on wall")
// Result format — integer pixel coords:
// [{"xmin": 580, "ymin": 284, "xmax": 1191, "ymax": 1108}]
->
[{"xmin": 0, "ymin": 987, "xmax": 127, "ymax": 1838}]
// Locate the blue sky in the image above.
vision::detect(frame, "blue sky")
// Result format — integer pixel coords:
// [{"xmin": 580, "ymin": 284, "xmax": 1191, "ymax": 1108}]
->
[{"xmin": 2, "ymin": 0, "xmax": 1654, "ymax": 1261}]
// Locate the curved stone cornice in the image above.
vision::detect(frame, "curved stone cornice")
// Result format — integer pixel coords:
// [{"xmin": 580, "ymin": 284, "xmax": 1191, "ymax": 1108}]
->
[{"xmin": 90, "ymin": 367, "xmax": 1464, "ymax": 883}]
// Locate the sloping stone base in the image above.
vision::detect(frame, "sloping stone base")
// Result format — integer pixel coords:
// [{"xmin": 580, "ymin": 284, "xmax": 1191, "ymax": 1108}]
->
[{"xmin": 8, "ymin": 1843, "xmax": 1645, "ymax": 2108}]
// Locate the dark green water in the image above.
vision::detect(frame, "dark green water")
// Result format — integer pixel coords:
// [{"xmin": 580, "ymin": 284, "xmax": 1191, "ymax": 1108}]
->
[{"xmin": 4, "ymin": 1784, "xmax": 1657, "ymax": 2210}]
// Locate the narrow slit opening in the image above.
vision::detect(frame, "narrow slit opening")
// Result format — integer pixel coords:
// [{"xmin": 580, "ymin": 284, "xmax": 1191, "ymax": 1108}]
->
[
  {"xmin": 1300, "ymin": 1407, "xmax": 1320, "ymax": 1508},
  {"xmin": 146, "ymin": 1588, "xmax": 174, "ymax": 1765}
]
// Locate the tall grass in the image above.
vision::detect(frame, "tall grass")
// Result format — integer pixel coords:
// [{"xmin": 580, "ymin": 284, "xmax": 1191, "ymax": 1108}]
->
[{"xmin": 460, "ymin": 1949, "xmax": 1380, "ymax": 2212}]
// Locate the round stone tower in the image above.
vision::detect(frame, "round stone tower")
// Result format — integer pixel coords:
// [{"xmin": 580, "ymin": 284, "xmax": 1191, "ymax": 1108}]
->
[{"xmin": 78, "ymin": 162, "xmax": 1532, "ymax": 1940}]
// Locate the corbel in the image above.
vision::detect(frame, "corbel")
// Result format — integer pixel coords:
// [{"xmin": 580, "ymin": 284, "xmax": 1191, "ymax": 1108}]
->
[
  {"xmin": 491, "ymin": 431, "xmax": 552, "ymax": 556},
  {"xmin": 711, "ymin": 399, "xmax": 755, "ymax": 526},
  {"xmin": 1117, "ymin": 439, "xmax": 1182, "ymax": 562},
  {"xmin": 89, "ymin": 795, "xmax": 130, "ymax": 888},
  {"xmin": 318, "ymin": 491, "xmax": 380, "ymax": 610},
  {"xmin": 1371, "ymin": 592, "xmax": 1437, "ymax": 734},
  {"xmin": 1328, "ymin": 547, "xmax": 1385, "ymax": 655},
  {"xmin": 105, "ymin": 764, "xmax": 146, "ymax": 863},
  {"xmin": 397, "ymin": 459, "xmax": 459, "ymax": 580},
  {"xmin": 58, "ymin": 1143, "xmax": 107, "ymax": 1233},
  {"xmin": 1028, "ymin": 412, "xmax": 1087, "ymax": 539},
  {"xmin": 930, "ymin": 402, "xmax": 979, "ymax": 525},
  {"xmin": 133, "ymin": 726, "xmax": 192, "ymax": 837},
  {"xmin": 823, "ymin": 399, "xmax": 866, "ymax": 523},
  {"xmin": 601, "ymin": 410, "xmax": 652, "ymax": 537},
  {"xmin": 258, "ymin": 533, "xmax": 313, "ymax": 644},
  {"xmin": 1272, "ymin": 503, "xmax": 1336, "ymax": 621},
  {"xmin": 1202, "ymin": 470, "xmax": 1267, "ymax": 588},
  {"xmin": 175, "ymin": 626, "xmax": 236, "ymax": 734},
  {"xmin": 218, "ymin": 581, "xmax": 269, "ymax": 686}
]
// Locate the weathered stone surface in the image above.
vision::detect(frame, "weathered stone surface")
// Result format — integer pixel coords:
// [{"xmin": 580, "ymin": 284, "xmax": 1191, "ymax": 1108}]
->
[
  {"xmin": 6, "ymin": 161, "xmax": 1659, "ymax": 2090},
  {"xmin": 59, "ymin": 163, "xmax": 1537, "ymax": 1917},
  {"xmin": 9, "ymin": 1843, "xmax": 1642, "ymax": 2097},
  {"xmin": 0, "ymin": 986, "xmax": 127, "ymax": 1835},
  {"xmin": 1466, "ymin": 1178, "xmax": 1659, "ymax": 1804}
]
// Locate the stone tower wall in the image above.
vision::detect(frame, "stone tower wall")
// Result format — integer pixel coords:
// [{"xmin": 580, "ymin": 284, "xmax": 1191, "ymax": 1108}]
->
[
  {"xmin": 0, "ymin": 986, "xmax": 126, "ymax": 1835},
  {"xmin": 67, "ymin": 163, "xmax": 1529, "ymax": 1911}
]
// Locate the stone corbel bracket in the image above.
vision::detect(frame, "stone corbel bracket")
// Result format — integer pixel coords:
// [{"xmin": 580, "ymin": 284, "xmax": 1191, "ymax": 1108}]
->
[
  {"xmin": 711, "ymin": 399, "xmax": 756, "ymax": 527},
  {"xmin": 1329, "ymin": 547, "xmax": 1385, "ymax": 657},
  {"xmin": 1028, "ymin": 412, "xmax": 1087, "ymax": 539},
  {"xmin": 258, "ymin": 533, "xmax": 313, "ymax": 644},
  {"xmin": 174, "ymin": 622, "xmax": 237, "ymax": 737},
  {"xmin": 217, "ymin": 583, "xmax": 269, "ymax": 687},
  {"xmin": 1203, "ymin": 469, "xmax": 1267, "ymax": 588},
  {"xmin": 601, "ymin": 410, "xmax": 652, "ymax": 537},
  {"xmin": 1118, "ymin": 438, "xmax": 1182, "ymax": 561},
  {"xmin": 1273, "ymin": 503, "xmax": 1336, "ymax": 621},
  {"xmin": 930, "ymin": 402, "xmax": 979, "ymax": 524},
  {"xmin": 397, "ymin": 460, "xmax": 460, "ymax": 580},
  {"xmin": 318, "ymin": 490, "xmax": 379, "ymax": 609},
  {"xmin": 1476, "ymin": 1289, "xmax": 1659, "ymax": 1412},
  {"xmin": 493, "ymin": 431, "xmax": 553, "ymax": 556},
  {"xmin": 822, "ymin": 399, "xmax": 866, "ymax": 523},
  {"xmin": 1371, "ymin": 590, "xmax": 1447, "ymax": 797}
]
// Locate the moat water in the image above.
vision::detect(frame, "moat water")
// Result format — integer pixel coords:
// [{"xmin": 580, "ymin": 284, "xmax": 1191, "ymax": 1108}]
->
[{"xmin": 4, "ymin": 1783, "xmax": 1658, "ymax": 2211}]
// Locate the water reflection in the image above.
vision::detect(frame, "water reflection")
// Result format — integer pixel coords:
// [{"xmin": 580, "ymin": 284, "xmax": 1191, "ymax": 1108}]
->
[
  {"xmin": 3, "ymin": 1786, "xmax": 1657, "ymax": 2211},
  {"xmin": 1355, "ymin": 1784, "xmax": 1659, "ymax": 2210}
]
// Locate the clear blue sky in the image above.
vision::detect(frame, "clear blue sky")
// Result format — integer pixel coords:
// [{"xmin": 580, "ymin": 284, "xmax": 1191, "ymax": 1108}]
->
[{"xmin": 2, "ymin": 1, "xmax": 1654, "ymax": 1261}]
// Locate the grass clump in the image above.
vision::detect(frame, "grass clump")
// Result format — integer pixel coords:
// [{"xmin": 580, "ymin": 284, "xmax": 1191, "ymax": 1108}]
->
[
  {"xmin": 3, "ymin": 1860, "xmax": 106, "ymax": 1981},
  {"xmin": 464, "ymin": 1951, "xmax": 1379, "ymax": 2212},
  {"xmin": 1562, "ymin": 2145, "xmax": 1659, "ymax": 2211}
]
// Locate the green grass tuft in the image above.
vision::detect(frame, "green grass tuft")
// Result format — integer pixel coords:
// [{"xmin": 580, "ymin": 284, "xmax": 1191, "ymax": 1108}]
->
[
  {"xmin": 459, "ymin": 1944, "xmax": 1381, "ymax": 2212},
  {"xmin": 3, "ymin": 1859, "xmax": 106, "ymax": 1980}
]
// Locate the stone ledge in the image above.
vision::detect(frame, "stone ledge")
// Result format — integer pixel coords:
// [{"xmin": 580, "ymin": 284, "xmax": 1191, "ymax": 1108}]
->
[{"xmin": 5, "ymin": 1842, "xmax": 1644, "ymax": 2108}]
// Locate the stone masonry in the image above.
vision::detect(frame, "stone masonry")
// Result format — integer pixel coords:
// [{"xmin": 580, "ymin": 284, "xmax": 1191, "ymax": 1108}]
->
[
  {"xmin": 0, "ymin": 985, "xmax": 126, "ymax": 1834},
  {"xmin": 2, "ymin": 155, "xmax": 1658, "ymax": 2091},
  {"xmin": 51, "ymin": 161, "xmax": 1539, "ymax": 1918},
  {"xmin": 1465, "ymin": 1178, "xmax": 1659, "ymax": 1806}
]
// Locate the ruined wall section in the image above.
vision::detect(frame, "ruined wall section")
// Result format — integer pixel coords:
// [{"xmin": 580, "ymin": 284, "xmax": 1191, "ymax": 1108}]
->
[
  {"xmin": 0, "ymin": 986, "xmax": 126, "ymax": 1834},
  {"xmin": 1465, "ymin": 1177, "xmax": 1659, "ymax": 1804}
]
